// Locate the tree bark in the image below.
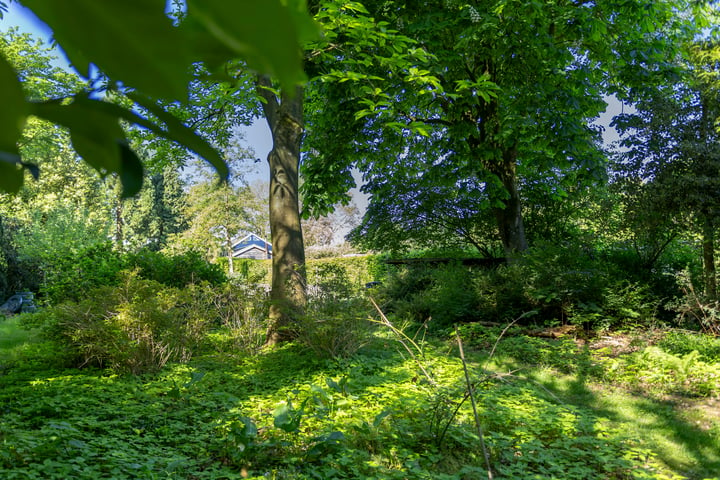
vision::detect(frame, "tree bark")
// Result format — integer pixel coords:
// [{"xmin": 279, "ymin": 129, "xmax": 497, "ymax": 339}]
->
[
  {"xmin": 223, "ymin": 189, "xmax": 235, "ymax": 276},
  {"xmin": 257, "ymin": 76, "xmax": 307, "ymax": 346},
  {"xmin": 113, "ymin": 178, "xmax": 124, "ymax": 251},
  {"xmin": 225, "ymin": 229, "xmax": 235, "ymax": 276},
  {"xmin": 702, "ymin": 214, "xmax": 717, "ymax": 301},
  {"xmin": 490, "ymin": 147, "xmax": 528, "ymax": 256}
]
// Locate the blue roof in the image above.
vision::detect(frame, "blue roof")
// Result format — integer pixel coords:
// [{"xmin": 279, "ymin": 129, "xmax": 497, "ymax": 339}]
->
[{"xmin": 232, "ymin": 234, "xmax": 272, "ymax": 253}]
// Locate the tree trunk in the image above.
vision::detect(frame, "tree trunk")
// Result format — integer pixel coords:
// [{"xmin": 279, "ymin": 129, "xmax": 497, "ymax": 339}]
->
[
  {"xmin": 490, "ymin": 147, "xmax": 528, "ymax": 256},
  {"xmin": 225, "ymin": 228, "xmax": 235, "ymax": 276},
  {"xmin": 113, "ymin": 178, "xmax": 124, "ymax": 251},
  {"xmin": 702, "ymin": 214, "xmax": 717, "ymax": 301},
  {"xmin": 223, "ymin": 189, "xmax": 234, "ymax": 276},
  {"xmin": 257, "ymin": 76, "xmax": 307, "ymax": 346}
]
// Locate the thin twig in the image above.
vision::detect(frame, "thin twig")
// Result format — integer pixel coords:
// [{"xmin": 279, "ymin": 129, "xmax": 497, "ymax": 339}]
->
[{"xmin": 455, "ymin": 325, "xmax": 493, "ymax": 480}]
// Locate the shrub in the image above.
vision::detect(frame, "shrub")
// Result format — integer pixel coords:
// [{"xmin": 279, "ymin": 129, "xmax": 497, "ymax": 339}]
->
[
  {"xmin": 201, "ymin": 279, "xmax": 269, "ymax": 355},
  {"xmin": 659, "ymin": 330, "xmax": 720, "ymax": 363},
  {"xmin": 668, "ymin": 270, "xmax": 720, "ymax": 335},
  {"xmin": 232, "ymin": 258, "xmax": 272, "ymax": 284},
  {"xmin": 127, "ymin": 249, "xmax": 226, "ymax": 287},
  {"xmin": 295, "ymin": 304, "xmax": 375, "ymax": 359},
  {"xmin": 373, "ymin": 261, "xmax": 531, "ymax": 328},
  {"xmin": 296, "ymin": 263, "xmax": 375, "ymax": 359},
  {"xmin": 28, "ymin": 270, "xmax": 213, "ymax": 374},
  {"xmin": 307, "ymin": 255, "xmax": 377, "ymax": 294},
  {"xmin": 41, "ymin": 242, "xmax": 125, "ymax": 305},
  {"xmin": 422, "ymin": 263, "xmax": 482, "ymax": 327},
  {"xmin": 601, "ymin": 346, "xmax": 720, "ymax": 397}
]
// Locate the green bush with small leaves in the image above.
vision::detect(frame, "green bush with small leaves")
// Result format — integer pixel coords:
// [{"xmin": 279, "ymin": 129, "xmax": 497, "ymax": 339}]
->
[
  {"xmin": 296, "ymin": 262, "xmax": 376, "ymax": 359},
  {"xmin": 127, "ymin": 248, "xmax": 227, "ymax": 288},
  {"xmin": 41, "ymin": 241, "xmax": 126, "ymax": 305},
  {"xmin": 659, "ymin": 330, "xmax": 720, "ymax": 363}
]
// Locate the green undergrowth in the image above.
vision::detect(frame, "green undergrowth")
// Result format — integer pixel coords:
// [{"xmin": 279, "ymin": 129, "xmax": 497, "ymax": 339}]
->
[
  {"xmin": 1, "ymin": 319, "xmax": 720, "ymax": 479},
  {"xmin": 0, "ymin": 316, "xmax": 44, "ymax": 371}
]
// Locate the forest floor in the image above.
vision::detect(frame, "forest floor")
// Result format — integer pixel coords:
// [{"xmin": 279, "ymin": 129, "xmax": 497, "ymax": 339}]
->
[{"xmin": 1, "ymin": 315, "xmax": 719, "ymax": 479}]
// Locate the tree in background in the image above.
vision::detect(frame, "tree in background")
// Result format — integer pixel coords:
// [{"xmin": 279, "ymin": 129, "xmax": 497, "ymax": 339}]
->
[
  {"xmin": 253, "ymin": 0, "xmax": 438, "ymax": 344},
  {"xmin": 0, "ymin": 28, "xmax": 113, "ymax": 291},
  {"xmin": 1, "ymin": 1, "xmax": 439, "ymax": 344},
  {"xmin": 613, "ymin": 40, "xmax": 720, "ymax": 300},
  {"xmin": 303, "ymin": 0, "xmax": 713, "ymax": 257},
  {"xmin": 169, "ymin": 145, "xmax": 264, "ymax": 276},
  {"xmin": 121, "ymin": 167, "xmax": 188, "ymax": 252},
  {"xmin": 304, "ymin": 201, "xmax": 360, "ymax": 248}
]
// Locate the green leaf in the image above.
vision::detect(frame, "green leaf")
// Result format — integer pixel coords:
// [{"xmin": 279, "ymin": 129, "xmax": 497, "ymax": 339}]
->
[
  {"xmin": 273, "ymin": 400, "xmax": 305, "ymax": 433},
  {"xmin": 32, "ymin": 97, "xmax": 144, "ymax": 197},
  {"xmin": 118, "ymin": 140, "xmax": 144, "ymax": 198},
  {"xmin": 0, "ymin": 155, "xmax": 24, "ymax": 193},
  {"xmin": 32, "ymin": 99, "xmax": 127, "ymax": 174},
  {"xmin": 373, "ymin": 409, "xmax": 392, "ymax": 428},
  {"xmin": 238, "ymin": 416, "xmax": 258, "ymax": 439},
  {"xmin": 24, "ymin": 0, "xmax": 196, "ymax": 100},
  {"xmin": 0, "ymin": 52, "xmax": 28, "ymax": 153},
  {"xmin": 186, "ymin": 0, "xmax": 318, "ymax": 92},
  {"xmin": 127, "ymin": 92, "xmax": 228, "ymax": 181},
  {"xmin": 0, "ymin": 52, "xmax": 29, "ymax": 192}
]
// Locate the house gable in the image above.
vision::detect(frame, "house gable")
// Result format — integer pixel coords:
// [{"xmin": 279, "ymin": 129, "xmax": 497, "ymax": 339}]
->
[{"xmin": 232, "ymin": 234, "xmax": 272, "ymax": 259}]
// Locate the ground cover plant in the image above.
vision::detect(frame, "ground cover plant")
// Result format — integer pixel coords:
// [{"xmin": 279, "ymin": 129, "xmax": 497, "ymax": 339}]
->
[{"xmin": 2, "ymin": 302, "xmax": 720, "ymax": 479}]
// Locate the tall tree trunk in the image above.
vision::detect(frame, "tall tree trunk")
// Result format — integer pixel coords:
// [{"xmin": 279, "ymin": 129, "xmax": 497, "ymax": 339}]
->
[
  {"xmin": 702, "ymin": 214, "xmax": 717, "ymax": 301},
  {"xmin": 490, "ymin": 147, "xmax": 528, "ymax": 256},
  {"xmin": 223, "ymin": 189, "xmax": 235, "ymax": 276},
  {"xmin": 225, "ymin": 229, "xmax": 235, "ymax": 276},
  {"xmin": 257, "ymin": 76, "xmax": 307, "ymax": 346},
  {"xmin": 113, "ymin": 178, "xmax": 124, "ymax": 251}
]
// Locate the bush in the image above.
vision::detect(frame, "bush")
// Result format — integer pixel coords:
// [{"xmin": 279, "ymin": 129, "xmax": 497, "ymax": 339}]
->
[
  {"xmin": 296, "ymin": 263, "xmax": 375, "ymax": 359},
  {"xmin": 601, "ymin": 346, "xmax": 720, "ymax": 397},
  {"xmin": 421, "ymin": 263, "xmax": 482, "ymax": 328},
  {"xmin": 27, "ymin": 270, "xmax": 213, "ymax": 374},
  {"xmin": 201, "ymin": 279, "xmax": 269, "ymax": 355},
  {"xmin": 127, "ymin": 249, "xmax": 226, "ymax": 287},
  {"xmin": 668, "ymin": 270, "xmax": 720, "ymax": 335},
  {"xmin": 307, "ymin": 255, "xmax": 378, "ymax": 294},
  {"xmin": 41, "ymin": 242, "xmax": 125, "ymax": 305},
  {"xmin": 659, "ymin": 330, "xmax": 720, "ymax": 363},
  {"xmin": 374, "ymin": 243, "xmax": 669, "ymax": 331}
]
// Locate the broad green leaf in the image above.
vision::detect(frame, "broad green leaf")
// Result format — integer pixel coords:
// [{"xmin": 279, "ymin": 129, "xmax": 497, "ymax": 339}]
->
[
  {"xmin": 50, "ymin": 95, "xmax": 226, "ymax": 180},
  {"xmin": 118, "ymin": 140, "xmax": 144, "ymax": 197},
  {"xmin": 186, "ymin": 0, "xmax": 318, "ymax": 91},
  {"xmin": 237, "ymin": 416, "xmax": 258, "ymax": 439},
  {"xmin": 0, "ymin": 154, "xmax": 23, "ymax": 193},
  {"xmin": 127, "ymin": 92, "xmax": 228, "ymax": 181},
  {"xmin": 32, "ymin": 98, "xmax": 126, "ymax": 174},
  {"xmin": 32, "ymin": 97, "xmax": 144, "ymax": 196},
  {"xmin": 273, "ymin": 403, "xmax": 294, "ymax": 431},
  {"xmin": 23, "ymin": 0, "xmax": 195, "ymax": 100},
  {"xmin": 0, "ymin": 52, "xmax": 29, "ymax": 167},
  {"xmin": 273, "ymin": 400, "xmax": 305, "ymax": 433}
]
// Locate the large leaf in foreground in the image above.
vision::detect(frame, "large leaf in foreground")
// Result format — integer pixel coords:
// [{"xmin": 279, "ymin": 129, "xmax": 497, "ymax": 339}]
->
[
  {"xmin": 23, "ymin": 0, "xmax": 195, "ymax": 100},
  {"xmin": 32, "ymin": 98, "xmax": 145, "ymax": 196},
  {"xmin": 186, "ymin": 0, "xmax": 318, "ymax": 91},
  {"xmin": 0, "ymin": 52, "xmax": 29, "ymax": 192}
]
